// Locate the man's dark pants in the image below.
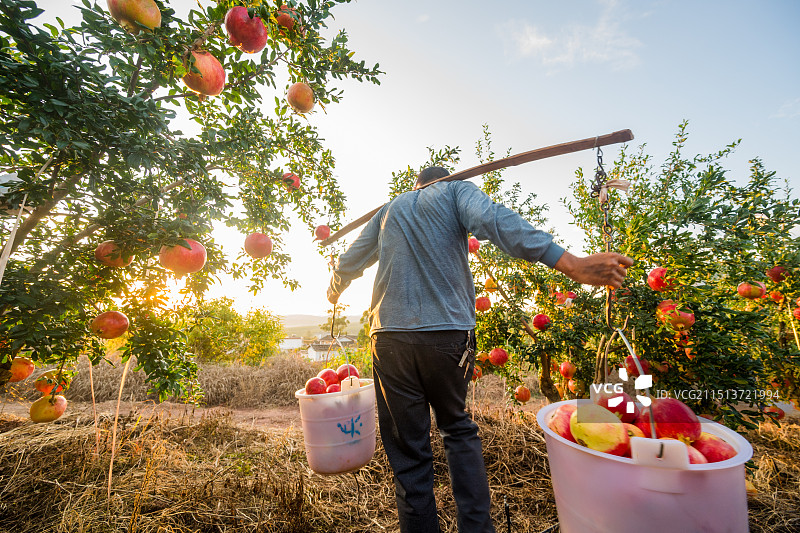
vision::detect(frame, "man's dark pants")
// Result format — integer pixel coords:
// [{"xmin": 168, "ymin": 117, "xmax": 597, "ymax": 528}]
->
[{"xmin": 371, "ymin": 330, "xmax": 495, "ymax": 533}]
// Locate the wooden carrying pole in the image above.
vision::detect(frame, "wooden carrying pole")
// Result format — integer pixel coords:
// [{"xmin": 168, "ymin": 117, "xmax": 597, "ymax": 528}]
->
[{"xmin": 319, "ymin": 129, "xmax": 634, "ymax": 247}]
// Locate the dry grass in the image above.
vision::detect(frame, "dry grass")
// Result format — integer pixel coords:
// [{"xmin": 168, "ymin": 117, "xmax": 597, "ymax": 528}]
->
[
  {"xmin": 0, "ymin": 406, "xmax": 557, "ymax": 533},
  {"xmin": 745, "ymin": 421, "xmax": 800, "ymax": 532},
  {"xmin": 0, "ymin": 361, "xmax": 798, "ymax": 532},
  {"xmin": 4, "ymin": 354, "xmax": 323, "ymax": 408},
  {"xmin": 0, "ymin": 404, "xmax": 797, "ymax": 532}
]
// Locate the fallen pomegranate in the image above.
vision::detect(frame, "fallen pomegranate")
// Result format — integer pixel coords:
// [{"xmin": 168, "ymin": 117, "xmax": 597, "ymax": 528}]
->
[
  {"xmin": 30, "ymin": 394, "xmax": 67, "ymax": 423},
  {"xmin": 763, "ymin": 405, "xmax": 785, "ymax": 421}
]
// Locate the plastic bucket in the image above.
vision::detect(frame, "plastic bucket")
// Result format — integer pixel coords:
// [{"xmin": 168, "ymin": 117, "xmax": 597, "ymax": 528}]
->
[
  {"xmin": 294, "ymin": 379, "xmax": 377, "ymax": 475},
  {"xmin": 536, "ymin": 400, "xmax": 753, "ymax": 533}
]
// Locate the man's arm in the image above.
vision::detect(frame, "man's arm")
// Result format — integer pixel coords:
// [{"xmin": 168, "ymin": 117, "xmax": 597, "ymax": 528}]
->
[
  {"xmin": 453, "ymin": 181, "xmax": 565, "ymax": 267},
  {"xmin": 327, "ymin": 208, "xmax": 383, "ymax": 304},
  {"xmin": 554, "ymin": 251, "xmax": 633, "ymax": 289},
  {"xmin": 453, "ymin": 182, "xmax": 633, "ymax": 286}
]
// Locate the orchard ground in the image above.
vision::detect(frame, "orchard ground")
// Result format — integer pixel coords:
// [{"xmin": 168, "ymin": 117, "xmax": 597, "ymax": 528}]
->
[{"xmin": 0, "ymin": 355, "xmax": 799, "ymax": 532}]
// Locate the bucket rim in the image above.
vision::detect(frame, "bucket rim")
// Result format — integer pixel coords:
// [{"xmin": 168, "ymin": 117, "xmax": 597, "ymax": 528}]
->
[
  {"xmin": 295, "ymin": 378, "xmax": 375, "ymax": 400},
  {"xmin": 536, "ymin": 399, "xmax": 754, "ymax": 470}
]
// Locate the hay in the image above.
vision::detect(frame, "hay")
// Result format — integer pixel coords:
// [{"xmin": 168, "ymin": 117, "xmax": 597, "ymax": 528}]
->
[
  {"xmin": 4, "ymin": 354, "xmax": 322, "ymax": 408},
  {"xmin": 0, "ymin": 404, "xmax": 796, "ymax": 533},
  {"xmin": 1, "ymin": 364, "xmax": 798, "ymax": 532},
  {"xmin": 745, "ymin": 421, "xmax": 800, "ymax": 533}
]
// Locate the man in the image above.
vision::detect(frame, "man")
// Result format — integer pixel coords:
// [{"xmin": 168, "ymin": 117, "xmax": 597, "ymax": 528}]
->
[{"xmin": 327, "ymin": 167, "xmax": 633, "ymax": 532}]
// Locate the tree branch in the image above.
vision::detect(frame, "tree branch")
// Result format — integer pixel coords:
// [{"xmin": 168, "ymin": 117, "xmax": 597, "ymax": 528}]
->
[
  {"xmin": 226, "ymin": 50, "xmax": 287, "ymax": 91},
  {"xmin": 152, "ymin": 92, "xmax": 193, "ymax": 103},
  {"xmin": 127, "ymin": 55, "xmax": 143, "ymax": 98},
  {"xmin": 2, "ymin": 154, "xmax": 62, "ymax": 254},
  {"xmin": 190, "ymin": 21, "xmax": 222, "ymax": 51},
  {"xmin": 54, "ymin": 178, "xmax": 186, "ymax": 251}
]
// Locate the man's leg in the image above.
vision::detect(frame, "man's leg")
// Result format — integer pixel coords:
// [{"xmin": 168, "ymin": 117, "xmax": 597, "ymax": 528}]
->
[
  {"xmin": 372, "ymin": 334, "xmax": 440, "ymax": 533},
  {"xmin": 420, "ymin": 332, "xmax": 496, "ymax": 533}
]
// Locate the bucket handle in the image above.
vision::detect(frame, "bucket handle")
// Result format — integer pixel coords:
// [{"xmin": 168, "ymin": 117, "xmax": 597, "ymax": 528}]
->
[{"xmin": 615, "ymin": 328, "xmax": 658, "ymax": 441}]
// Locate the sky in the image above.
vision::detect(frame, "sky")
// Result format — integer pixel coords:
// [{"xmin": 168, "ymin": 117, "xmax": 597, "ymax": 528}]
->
[{"xmin": 36, "ymin": 0, "xmax": 800, "ymax": 318}]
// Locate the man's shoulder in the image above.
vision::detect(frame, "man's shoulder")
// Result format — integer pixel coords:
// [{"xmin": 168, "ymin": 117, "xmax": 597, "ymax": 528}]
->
[{"xmin": 433, "ymin": 180, "xmax": 477, "ymax": 190}]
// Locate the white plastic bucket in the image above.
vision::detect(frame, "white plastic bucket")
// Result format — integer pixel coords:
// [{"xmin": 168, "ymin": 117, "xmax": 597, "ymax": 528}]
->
[
  {"xmin": 294, "ymin": 379, "xmax": 377, "ymax": 475},
  {"xmin": 536, "ymin": 400, "xmax": 753, "ymax": 533}
]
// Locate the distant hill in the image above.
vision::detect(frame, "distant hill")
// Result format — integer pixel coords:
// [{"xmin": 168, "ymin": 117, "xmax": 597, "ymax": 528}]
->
[{"xmin": 280, "ymin": 314, "xmax": 363, "ymax": 338}]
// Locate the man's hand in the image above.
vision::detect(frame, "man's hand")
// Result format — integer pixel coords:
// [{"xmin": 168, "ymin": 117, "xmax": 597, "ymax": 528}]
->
[
  {"xmin": 553, "ymin": 251, "xmax": 634, "ymax": 289},
  {"xmin": 327, "ymin": 286, "xmax": 339, "ymax": 305}
]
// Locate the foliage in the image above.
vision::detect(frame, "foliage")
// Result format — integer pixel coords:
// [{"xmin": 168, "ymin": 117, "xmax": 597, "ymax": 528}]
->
[
  {"xmin": 387, "ymin": 145, "xmax": 461, "ymax": 200},
  {"xmin": 562, "ymin": 121, "xmax": 800, "ymax": 429},
  {"xmin": 324, "ymin": 345, "xmax": 372, "ymax": 378},
  {"xmin": 184, "ymin": 297, "xmax": 284, "ymax": 366},
  {"xmin": 320, "ymin": 304, "xmax": 349, "ymax": 336},
  {"xmin": 0, "ymin": 0, "xmax": 381, "ymax": 398},
  {"xmin": 387, "ymin": 123, "xmax": 800, "ymax": 428},
  {"xmin": 356, "ymin": 308, "xmax": 369, "ymax": 348}
]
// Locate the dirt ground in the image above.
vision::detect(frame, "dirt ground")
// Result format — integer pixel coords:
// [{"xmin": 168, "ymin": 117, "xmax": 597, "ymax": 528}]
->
[
  {"xmin": 1, "ymin": 375, "xmax": 798, "ymax": 533},
  {"xmin": 0, "ymin": 373, "xmax": 555, "ymax": 434},
  {"xmin": 3, "ymin": 373, "xmax": 795, "ymax": 431},
  {"xmin": 1, "ymin": 397, "xmax": 304, "ymax": 431}
]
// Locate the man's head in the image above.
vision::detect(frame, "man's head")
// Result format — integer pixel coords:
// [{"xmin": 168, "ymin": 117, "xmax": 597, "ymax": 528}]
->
[{"xmin": 413, "ymin": 166, "xmax": 450, "ymax": 190}]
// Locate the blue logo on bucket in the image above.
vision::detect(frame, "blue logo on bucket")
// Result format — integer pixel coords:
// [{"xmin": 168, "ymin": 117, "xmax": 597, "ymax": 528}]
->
[{"xmin": 338, "ymin": 414, "xmax": 363, "ymax": 438}]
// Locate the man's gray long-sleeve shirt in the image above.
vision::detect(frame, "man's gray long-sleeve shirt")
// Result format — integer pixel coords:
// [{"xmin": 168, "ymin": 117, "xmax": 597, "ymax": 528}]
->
[{"xmin": 329, "ymin": 180, "xmax": 565, "ymax": 336}]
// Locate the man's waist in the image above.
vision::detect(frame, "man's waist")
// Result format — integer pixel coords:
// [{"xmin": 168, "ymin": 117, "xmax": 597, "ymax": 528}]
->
[{"xmin": 372, "ymin": 329, "xmax": 471, "ymax": 345}]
